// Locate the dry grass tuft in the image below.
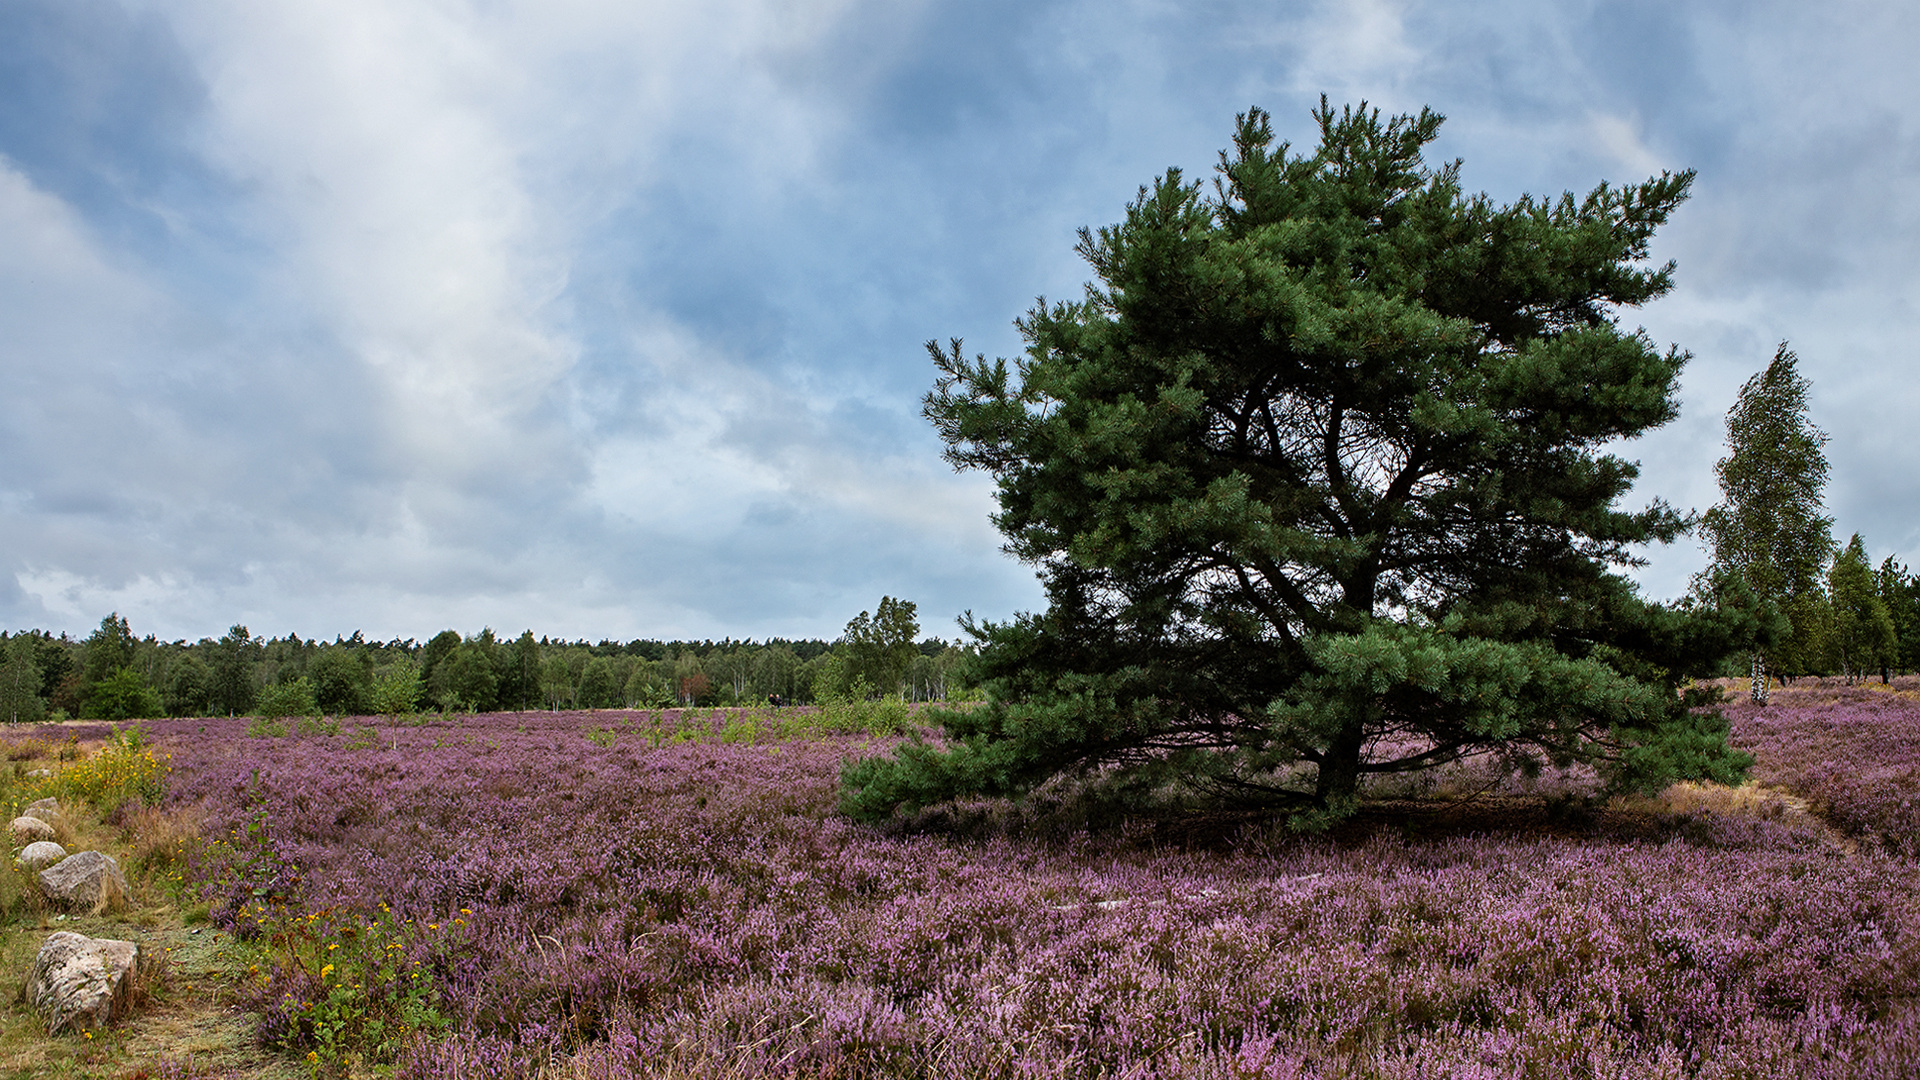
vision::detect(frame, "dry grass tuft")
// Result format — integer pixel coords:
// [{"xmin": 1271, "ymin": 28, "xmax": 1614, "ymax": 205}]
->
[
  {"xmin": 1649, "ymin": 779, "xmax": 1811, "ymax": 821},
  {"xmin": 124, "ymin": 804, "xmax": 206, "ymax": 882}
]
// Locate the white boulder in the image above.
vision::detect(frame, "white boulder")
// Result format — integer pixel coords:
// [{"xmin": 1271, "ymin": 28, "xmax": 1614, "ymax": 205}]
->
[
  {"xmin": 14, "ymin": 841, "xmax": 68, "ymax": 872},
  {"xmin": 23, "ymin": 931, "xmax": 139, "ymax": 1034},
  {"xmin": 8, "ymin": 816, "xmax": 54, "ymax": 844}
]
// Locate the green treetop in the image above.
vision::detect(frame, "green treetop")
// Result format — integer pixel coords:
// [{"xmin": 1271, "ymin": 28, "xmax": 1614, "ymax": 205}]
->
[
  {"xmin": 1828, "ymin": 534, "xmax": 1896, "ymax": 684},
  {"xmin": 1698, "ymin": 345, "xmax": 1834, "ymax": 701},
  {"xmin": 844, "ymin": 100, "xmax": 1756, "ymax": 830}
]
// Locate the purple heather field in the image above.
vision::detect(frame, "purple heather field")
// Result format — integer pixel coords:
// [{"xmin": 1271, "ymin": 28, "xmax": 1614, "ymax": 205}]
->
[{"xmin": 116, "ymin": 685, "xmax": 1920, "ymax": 1078}]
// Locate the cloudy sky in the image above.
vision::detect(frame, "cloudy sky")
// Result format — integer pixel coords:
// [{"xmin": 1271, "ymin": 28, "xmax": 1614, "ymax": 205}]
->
[{"xmin": 1, "ymin": 0, "xmax": 1915, "ymax": 644}]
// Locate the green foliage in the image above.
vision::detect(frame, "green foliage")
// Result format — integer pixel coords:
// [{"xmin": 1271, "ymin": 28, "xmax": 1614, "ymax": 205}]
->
[
  {"xmin": 812, "ymin": 599, "xmax": 924, "ymax": 703},
  {"xmin": 257, "ymin": 676, "xmax": 320, "ymax": 720},
  {"xmin": 296, "ymin": 714, "xmax": 343, "ymax": 737},
  {"xmin": 1878, "ymin": 557, "xmax": 1920, "ymax": 675},
  {"xmin": 842, "ymin": 597, "xmax": 921, "ymax": 698},
  {"xmin": 0, "ymin": 635, "xmax": 46, "ymax": 724},
  {"xmin": 1828, "ymin": 534, "xmax": 1897, "ymax": 682},
  {"xmin": 370, "ymin": 661, "xmax": 423, "ymax": 716},
  {"xmin": 1698, "ymin": 345, "xmax": 1834, "ymax": 699},
  {"xmin": 816, "ymin": 676, "xmax": 914, "ymax": 735},
  {"xmin": 578, "ymin": 656, "xmax": 621, "ymax": 709},
  {"xmin": 309, "ymin": 647, "xmax": 372, "ymax": 715},
  {"xmin": 624, "ymin": 666, "xmax": 674, "ymax": 708},
  {"xmin": 418, "ymin": 630, "xmax": 463, "ymax": 704},
  {"xmin": 441, "ymin": 642, "xmax": 499, "ymax": 712},
  {"xmin": 844, "ymin": 100, "xmax": 1752, "ymax": 829},
  {"xmin": 164, "ymin": 650, "xmax": 213, "ymax": 717},
  {"xmin": 498, "ymin": 630, "xmax": 542, "ymax": 710},
  {"xmin": 541, "ymin": 651, "xmax": 583, "ymax": 709},
  {"xmin": 25, "ymin": 631, "xmax": 72, "ymax": 701},
  {"xmin": 212, "ymin": 624, "xmax": 260, "ymax": 717},
  {"xmin": 81, "ymin": 612, "xmax": 137, "ymax": 686},
  {"xmin": 84, "ymin": 666, "xmax": 165, "ymax": 721}
]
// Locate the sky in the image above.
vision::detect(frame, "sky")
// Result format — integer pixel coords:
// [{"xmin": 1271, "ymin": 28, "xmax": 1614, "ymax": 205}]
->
[{"xmin": 1, "ymin": 0, "xmax": 1916, "ymax": 644}]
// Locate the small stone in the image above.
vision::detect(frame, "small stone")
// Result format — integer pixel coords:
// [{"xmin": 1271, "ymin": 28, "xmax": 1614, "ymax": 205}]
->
[
  {"xmin": 23, "ymin": 931, "xmax": 139, "ymax": 1034},
  {"xmin": 25, "ymin": 768, "xmax": 52, "ymax": 778},
  {"xmin": 8, "ymin": 816, "xmax": 55, "ymax": 844},
  {"xmin": 15, "ymin": 841, "xmax": 68, "ymax": 872},
  {"xmin": 23, "ymin": 801, "xmax": 66, "ymax": 833},
  {"xmin": 38, "ymin": 852, "xmax": 131, "ymax": 913}
]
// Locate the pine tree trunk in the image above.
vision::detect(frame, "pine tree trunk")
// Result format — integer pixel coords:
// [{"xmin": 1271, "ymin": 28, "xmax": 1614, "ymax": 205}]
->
[{"xmin": 1316, "ymin": 722, "xmax": 1366, "ymax": 807}]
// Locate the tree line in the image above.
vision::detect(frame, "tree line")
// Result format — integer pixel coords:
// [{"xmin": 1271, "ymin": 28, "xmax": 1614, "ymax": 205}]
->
[
  {"xmin": 0, "ymin": 596, "xmax": 972, "ymax": 723},
  {"xmin": 1695, "ymin": 345, "xmax": 1918, "ymax": 694}
]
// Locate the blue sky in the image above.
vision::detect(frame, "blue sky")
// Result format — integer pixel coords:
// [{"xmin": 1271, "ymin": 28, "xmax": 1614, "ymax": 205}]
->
[{"xmin": 2, "ymin": 0, "xmax": 1916, "ymax": 643}]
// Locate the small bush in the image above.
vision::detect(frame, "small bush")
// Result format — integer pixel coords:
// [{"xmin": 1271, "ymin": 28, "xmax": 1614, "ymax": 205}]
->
[
  {"xmin": 85, "ymin": 666, "xmax": 165, "ymax": 721},
  {"xmin": 256, "ymin": 677, "xmax": 319, "ymax": 721},
  {"xmin": 37, "ymin": 729, "xmax": 170, "ymax": 816},
  {"xmin": 818, "ymin": 695, "xmax": 912, "ymax": 736},
  {"xmin": 247, "ymin": 906, "xmax": 455, "ymax": 1072},
  {"xmin": 295, "ymin": 715, "xmax": 342, "ymax": 738},
  {"xmin": 371, "ymin": 662, "xmax": 423, "ymax": 716}
]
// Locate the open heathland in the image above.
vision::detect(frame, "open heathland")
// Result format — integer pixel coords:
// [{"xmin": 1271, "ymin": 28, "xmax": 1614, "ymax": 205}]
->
[{"xmin": 2, "ymin": 687, "xmax": 1918, "ymax": 1078}]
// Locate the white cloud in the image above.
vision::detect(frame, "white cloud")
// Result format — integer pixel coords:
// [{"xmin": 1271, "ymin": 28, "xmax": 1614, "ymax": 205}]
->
[
  {"xmin": 1288, "ymin": 0, "xmax": 1422, "ymax": 104},
  {"xmin": 1585, "ymin": 112, "xmax": 1666, "ymax": 180},
  {"xmin": 9, "ymin": 0, "xmax": 1918, "ymax": 639}
]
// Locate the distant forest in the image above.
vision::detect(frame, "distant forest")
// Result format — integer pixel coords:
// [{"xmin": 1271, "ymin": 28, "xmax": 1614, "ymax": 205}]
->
[{"xmin": 0, "ymin": 598, "xmax": 972, "ymax": 723}]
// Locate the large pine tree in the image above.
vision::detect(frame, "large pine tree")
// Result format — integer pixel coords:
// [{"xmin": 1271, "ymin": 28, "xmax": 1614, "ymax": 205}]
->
[
  {"xmin": 844, "ymin": 101, "xmax": 1756, "ymax": 829},
  {"xmin": 1698, "ymin": 345, "xmax": 1834, "ymax": 703}
]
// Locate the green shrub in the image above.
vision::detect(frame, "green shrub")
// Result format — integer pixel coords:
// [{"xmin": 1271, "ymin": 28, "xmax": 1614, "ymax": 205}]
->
[
  {"xmin": 256, "ymin": 677, "xmax": 319, "ymax": 720},
  {"xmin": 85, "ymin": 666, "xmax": 165, "ymax": 721},
  {"xmin": 34, "ymin": 728, "xmax": 170, "ymax": 815},
  {"xmin": 370, "ymin": 662, "xmax": 423, "ymax": 716}
]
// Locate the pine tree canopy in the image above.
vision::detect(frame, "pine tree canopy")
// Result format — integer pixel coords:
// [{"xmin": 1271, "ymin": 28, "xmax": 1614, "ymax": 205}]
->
[{"xmin": 842, "ymin": 100, "xmax": 1757, "ymax": 830}]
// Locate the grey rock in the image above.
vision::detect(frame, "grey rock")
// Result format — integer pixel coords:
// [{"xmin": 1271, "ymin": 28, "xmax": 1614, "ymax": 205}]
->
[
  {"xmin": 23, "ymin": 801, "xmax": 66, "ymax": 833},
  {"xmin": 23, "ymin": 931, "xmax": 139, "ymax": 1034},
  {"xmin": 38, "ymin": 852, "xmax": 130, "ymax": 912},
  {"xmin": 15, "ymin": 841, "xmax": 68, "ymax": 872},
  {"xmin": 8, "ymin": 816, "xmax": 54, "ymax": 844}
]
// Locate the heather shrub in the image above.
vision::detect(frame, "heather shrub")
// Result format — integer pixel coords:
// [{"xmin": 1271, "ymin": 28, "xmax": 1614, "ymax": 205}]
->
[
  {"xmin": 1725, "ymin": 679, "xmax": 1920, "ymax": 854},
  {"xmin": 119, "ymin": 705, "xmax": 1920, "ymax": 1080}
]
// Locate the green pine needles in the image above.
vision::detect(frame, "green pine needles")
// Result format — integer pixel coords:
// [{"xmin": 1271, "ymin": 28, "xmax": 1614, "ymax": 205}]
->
[{"xmin": 842, "ymin": 100, "xmax": 1759, "ymax": 830}]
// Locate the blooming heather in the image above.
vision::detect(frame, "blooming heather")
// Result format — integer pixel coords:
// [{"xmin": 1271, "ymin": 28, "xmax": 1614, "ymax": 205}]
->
[
  {"xmin": 1725, "ymin": 678, "xmax": 1920, "ymax": 855},
  {"xmin": 107, "ymin": 706, "xmax": 1920, "ymax": 1078}
]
